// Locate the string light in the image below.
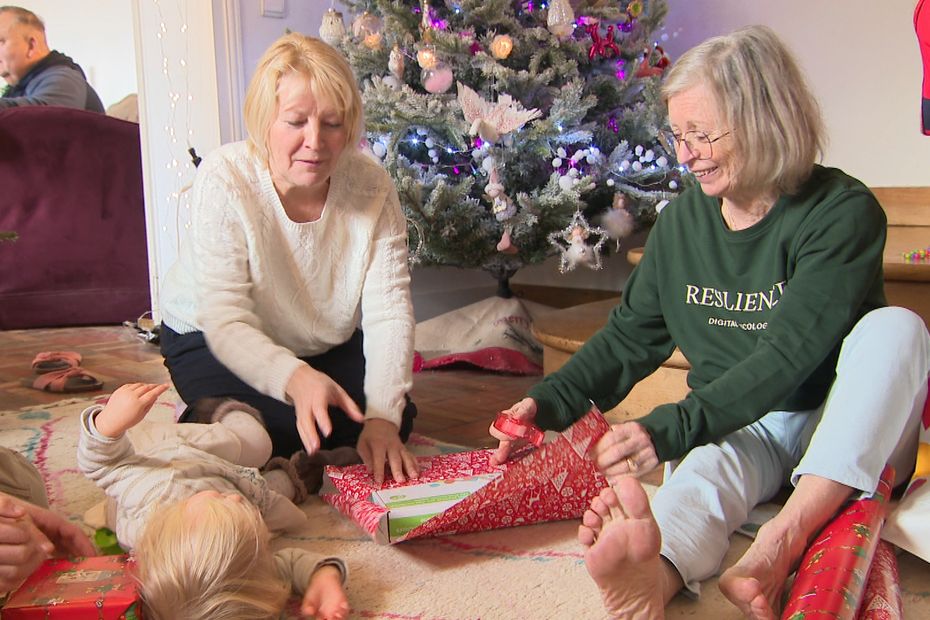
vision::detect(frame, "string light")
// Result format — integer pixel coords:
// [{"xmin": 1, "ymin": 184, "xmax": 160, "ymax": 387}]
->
[{"xmin": 149, "ymin": 0, "xmax": 198, "ymax": 248}]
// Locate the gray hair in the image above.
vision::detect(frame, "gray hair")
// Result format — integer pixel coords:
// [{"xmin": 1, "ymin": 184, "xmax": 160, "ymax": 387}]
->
[
  {"xmin": 0, "ymin": 6, "xmax": 45, "ymax": 32},
  {"xmin": 661, "ymin": 25, "xmax": 825, "ymax": 196}
]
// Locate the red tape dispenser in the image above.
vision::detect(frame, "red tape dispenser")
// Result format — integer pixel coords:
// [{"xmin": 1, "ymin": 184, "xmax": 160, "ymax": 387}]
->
[{"xmin": 493, "ymin": 412, "xmax": 546, "ymax": 448}]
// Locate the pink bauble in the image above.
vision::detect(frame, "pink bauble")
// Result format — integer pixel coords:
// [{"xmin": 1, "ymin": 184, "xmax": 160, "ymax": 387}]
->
[{"xmin": 423, "ymin": 64, "xmax": 454, "ymax": 94}]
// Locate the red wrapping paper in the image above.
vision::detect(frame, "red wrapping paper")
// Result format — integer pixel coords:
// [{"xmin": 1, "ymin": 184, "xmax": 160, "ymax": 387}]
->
[
  {"xmin": 856, "ymin": 540, "xmax": 903, "ymax": 620},
  {"xmin": 781, "ymin": 465, "xmax": 895, "ymax": 620},
  {"xmin": 320, "ymin": 407, "xmax": 610, "ymax": 543},
  {"xmin": 3, "ymin": 555, "xmax": 143, "ymax": 619}
]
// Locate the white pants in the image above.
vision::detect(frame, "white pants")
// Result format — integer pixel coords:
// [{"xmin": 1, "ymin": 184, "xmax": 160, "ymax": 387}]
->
[{"xmin": 651, "ymin": 307, "xmax": 930, "ymax": 595}]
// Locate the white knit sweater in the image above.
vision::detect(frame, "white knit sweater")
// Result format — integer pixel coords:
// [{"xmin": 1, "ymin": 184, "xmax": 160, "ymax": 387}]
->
[{"xmin": 160, "ymin": 142, "xmax": 415, "ymax": 427}]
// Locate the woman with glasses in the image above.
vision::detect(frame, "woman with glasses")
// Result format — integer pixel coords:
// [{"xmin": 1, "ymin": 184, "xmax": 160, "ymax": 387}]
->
[{"xmin": 490, "ymin": 25, "xmax": 929, "ymax": 619}]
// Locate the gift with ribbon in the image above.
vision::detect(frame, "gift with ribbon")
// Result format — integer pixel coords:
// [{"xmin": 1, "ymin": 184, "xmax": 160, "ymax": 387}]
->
[{"xmin": 320, "ymin": 406, "xmax": 610, "ymax": 543}]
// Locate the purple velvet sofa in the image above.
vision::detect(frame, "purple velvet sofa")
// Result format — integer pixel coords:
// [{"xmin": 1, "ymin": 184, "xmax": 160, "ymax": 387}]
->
[{"xmin": 0, "ymin": 106, "xmax": 151, "ymax": 329}]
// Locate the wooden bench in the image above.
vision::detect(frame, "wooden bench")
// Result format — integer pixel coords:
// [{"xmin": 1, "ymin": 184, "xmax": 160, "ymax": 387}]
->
[
  {"xmin": 873, "ymin": 187, "xmax": 930, "ymax": 325},
  {"xmin": 531, "ymin": 187, "xmax": 930, "ymax": 421}
]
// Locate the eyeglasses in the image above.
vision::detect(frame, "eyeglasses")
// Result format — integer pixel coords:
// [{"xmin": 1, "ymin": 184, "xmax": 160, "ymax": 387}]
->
[{"xmin": 660, "ymin": 129, "xmax": 731, "ymax": 160}]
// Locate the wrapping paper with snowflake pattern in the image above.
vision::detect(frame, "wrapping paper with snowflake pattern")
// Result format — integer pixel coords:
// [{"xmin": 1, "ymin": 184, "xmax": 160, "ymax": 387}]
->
[
  {"xmin": 320, "ymin": 407, "xmax": 610, "ymax": 544},
  {"xmin": 780, "ymin": 465, "xmax": 895, "ymax": 620}
]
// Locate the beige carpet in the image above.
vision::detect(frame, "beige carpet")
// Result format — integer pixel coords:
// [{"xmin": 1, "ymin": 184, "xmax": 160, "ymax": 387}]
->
[{"xmin": 3, "ymin": 394, "xmax": 929, "ymax": 619}]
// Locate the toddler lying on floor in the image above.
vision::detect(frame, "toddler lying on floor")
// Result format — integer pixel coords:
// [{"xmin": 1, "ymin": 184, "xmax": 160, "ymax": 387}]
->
[{"xmin": 77, "ymin": 382, "xmax": 349, "ymax": 620}]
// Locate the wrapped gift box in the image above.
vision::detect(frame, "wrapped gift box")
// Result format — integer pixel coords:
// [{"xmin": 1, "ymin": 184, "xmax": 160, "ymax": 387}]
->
[
  {"xmin": 3, "ymin": 555, "xmax": 143, "ymax": 619},
  {"xmin": 321, "ymin": 407, "xmax": 610, "ymax": 543}
]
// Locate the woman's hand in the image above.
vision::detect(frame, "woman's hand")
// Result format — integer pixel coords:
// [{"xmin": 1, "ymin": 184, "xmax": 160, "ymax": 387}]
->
[
  {"xmin": 357, "ymin": 418, "xmax": 419, "ymax": 487},
  {"xmin": 589, "ymin": 421, "xmax": 659, "ymax": 483},
  {"xmin": 286, "ymin": 366, "xmax": 364, "ymax": 455},
  {"xmin": 489, "ymin": 397, "xmax": 537, "ymax": 466}
]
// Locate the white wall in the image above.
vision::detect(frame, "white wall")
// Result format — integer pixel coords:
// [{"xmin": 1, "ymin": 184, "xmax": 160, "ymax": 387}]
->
[
  {"xmin": 237, "ymin": 0, "xmax": 344, "ymax": 86},
  {"xmin": 14, "ymin": 0, "xmax": 137, "ymax": 109},
  {"xmin": 213, "ymin": 1, "xmax": 349, "ymax": 144}
]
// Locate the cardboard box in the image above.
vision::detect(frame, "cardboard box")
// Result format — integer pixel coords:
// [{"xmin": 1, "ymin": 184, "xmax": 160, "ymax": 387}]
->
[
  {"xmin": 3, "ymin": 555, "xmax": 143, "ymax": 619},
  {"xmin": 370, "ymin": 473, "xmax": 502, "ymax": 540},
  {"xmin": 321, "ymin": 407, "xmax": 610, "ymax": 543}
]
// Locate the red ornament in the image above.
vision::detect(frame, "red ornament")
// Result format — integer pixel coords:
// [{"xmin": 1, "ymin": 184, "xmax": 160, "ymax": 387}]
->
[
  {"xmin": 586, "ymin": 23, "xmax": 621, "ymax": 60},
  {"xmin": 635, "ymin": 44, "xmax": 670, "ymax": 78}
]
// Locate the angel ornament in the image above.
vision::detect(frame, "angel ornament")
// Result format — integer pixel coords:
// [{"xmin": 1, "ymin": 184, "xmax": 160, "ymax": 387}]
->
[
  {"xmin": 485, "ymin": 166, "xmax": 516, "ymax": 222},
  {"xmin": 600, "ymin": 192, "xmax": 636, "ymax": 250},
  {"xmin": 485, "ymin": 166, "xmax": 518, "ymax": 253},
  {"xmin": 457, "ymin": 82, "xmax": 541, "ymax": 144},
  {"xmin": 388, "ymin": 45, "xmax": 405, "ymax": 80},
  {"xmin": 548, "ymin": 211, "xmax": 609, "ymax": 273}
]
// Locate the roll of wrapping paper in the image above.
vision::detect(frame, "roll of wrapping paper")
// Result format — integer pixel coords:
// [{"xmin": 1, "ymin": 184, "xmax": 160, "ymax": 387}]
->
[
  {"xmin": 781, "ymin": 465, "xmax": 895, "ymax": 620},
  {"xmin": 856, "ymin": 540, "xmax": 902, "ymax": 620}
]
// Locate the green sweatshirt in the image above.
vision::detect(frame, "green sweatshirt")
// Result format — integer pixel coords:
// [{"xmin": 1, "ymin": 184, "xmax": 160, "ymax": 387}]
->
[{"xmin": 530, "ymin": 166, "xmax": 886, "ymax": 461}]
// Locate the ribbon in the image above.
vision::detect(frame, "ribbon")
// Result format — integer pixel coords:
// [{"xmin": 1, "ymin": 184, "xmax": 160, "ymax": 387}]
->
[{"xmin": 493, "ymin": 412, "xmax": 546, "ymax": 447}]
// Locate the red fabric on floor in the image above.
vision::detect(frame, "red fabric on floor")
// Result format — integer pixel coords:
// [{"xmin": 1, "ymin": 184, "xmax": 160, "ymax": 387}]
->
[{"xmin": 414, "ymin": 347, "xmax": 542, "ymax": 375}]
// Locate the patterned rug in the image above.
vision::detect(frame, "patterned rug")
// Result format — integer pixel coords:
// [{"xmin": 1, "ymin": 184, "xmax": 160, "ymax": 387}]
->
[
  {"xmin": 5, "ymin": 394, "xmax": 929, "ymax": 619},
  {"xmin": 1, "ymin": 392, "xmax": 608, "ymax": 619}
]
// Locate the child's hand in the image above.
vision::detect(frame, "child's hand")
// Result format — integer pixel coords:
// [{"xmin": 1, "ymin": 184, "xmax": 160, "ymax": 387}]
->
[
  {"xmin": 93, "ymin": 383, "xmax": 171, "ymax": 438},
  {"xmin": 301, "ymin": 564, "xmax": 349, "ymax": 620}
]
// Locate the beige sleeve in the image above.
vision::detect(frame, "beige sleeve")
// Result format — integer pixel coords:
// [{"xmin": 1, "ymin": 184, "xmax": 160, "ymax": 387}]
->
[
  {"xmin": 273, "ymin": 547, "xmax": 348, "ymax": 595},
  {"xmin": 0, "ymin": 447, "xmax": 48, "ymax": 508}
]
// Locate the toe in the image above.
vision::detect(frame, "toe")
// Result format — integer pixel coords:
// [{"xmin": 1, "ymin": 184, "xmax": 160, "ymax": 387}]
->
[{"xmin": 613, "ymin": 476, "xmax": 652, "ymax": 520}]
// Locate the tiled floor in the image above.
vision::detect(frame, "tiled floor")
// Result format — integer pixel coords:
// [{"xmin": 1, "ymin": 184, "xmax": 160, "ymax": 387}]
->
[{"xmin": 0, "ymin": 324, "xmax": 537, "ymax": 448}]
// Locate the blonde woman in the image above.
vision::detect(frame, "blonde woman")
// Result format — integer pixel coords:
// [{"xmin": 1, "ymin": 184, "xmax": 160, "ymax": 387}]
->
[
  {"xmin": 77, "ymin": 383, "xmax": 349, "ymax": 620},
  {"xmin": 159, "ymin": 33, "xmax": 418, "ymax": 487}
]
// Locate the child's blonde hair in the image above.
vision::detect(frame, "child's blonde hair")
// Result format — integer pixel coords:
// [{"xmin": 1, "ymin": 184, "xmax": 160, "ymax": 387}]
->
[{"xmin": 135, "ymin": 495, "xmax": 290, "ymax": 620}]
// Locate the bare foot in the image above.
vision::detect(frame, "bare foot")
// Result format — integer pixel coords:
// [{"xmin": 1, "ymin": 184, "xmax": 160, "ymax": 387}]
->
[
  {"xmin": 302, "ymin": 565, "xmax": 350, "ymax": 620},
  {"xmin": 579, "ymin": 478, "xmax": 665, "ymax": 619},
  {"xmin": 718, "ymin": 520, "xmax": 806, "ymax": 620}
]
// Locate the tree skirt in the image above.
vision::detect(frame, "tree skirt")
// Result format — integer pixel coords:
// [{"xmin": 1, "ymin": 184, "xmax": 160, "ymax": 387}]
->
[
  {"xmin": 414, "ymin": 296, "xmax": 549, "ymax": 375},
  {"xmin": 5, "ymin": 394, "xmax": 930, "ymax": 619}
]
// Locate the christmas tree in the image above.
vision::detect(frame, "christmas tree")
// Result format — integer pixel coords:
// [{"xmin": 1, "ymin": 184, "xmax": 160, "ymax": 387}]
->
[{"xmin": 325, "ymin": 0, "xmax": 687, "ymax": 294}]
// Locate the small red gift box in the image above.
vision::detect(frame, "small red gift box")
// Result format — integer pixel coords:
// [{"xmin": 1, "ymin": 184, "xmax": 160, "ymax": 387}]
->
[
  {"xmin": 3, "ymin": 555, "xmax": 143, "ymax": 619},
  {"xmin": 320, "ymin": 407, "xmax": 610, "ymax": 543},
  {"xmin": 781, "ymin": 465, "xmax": 895, "ymax": 620}
]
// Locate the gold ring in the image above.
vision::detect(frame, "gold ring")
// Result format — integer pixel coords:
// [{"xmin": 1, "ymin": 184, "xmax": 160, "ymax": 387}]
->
[{"xmin": 626, "ymin": 457, "xmax": 639, "ymax": 472}]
